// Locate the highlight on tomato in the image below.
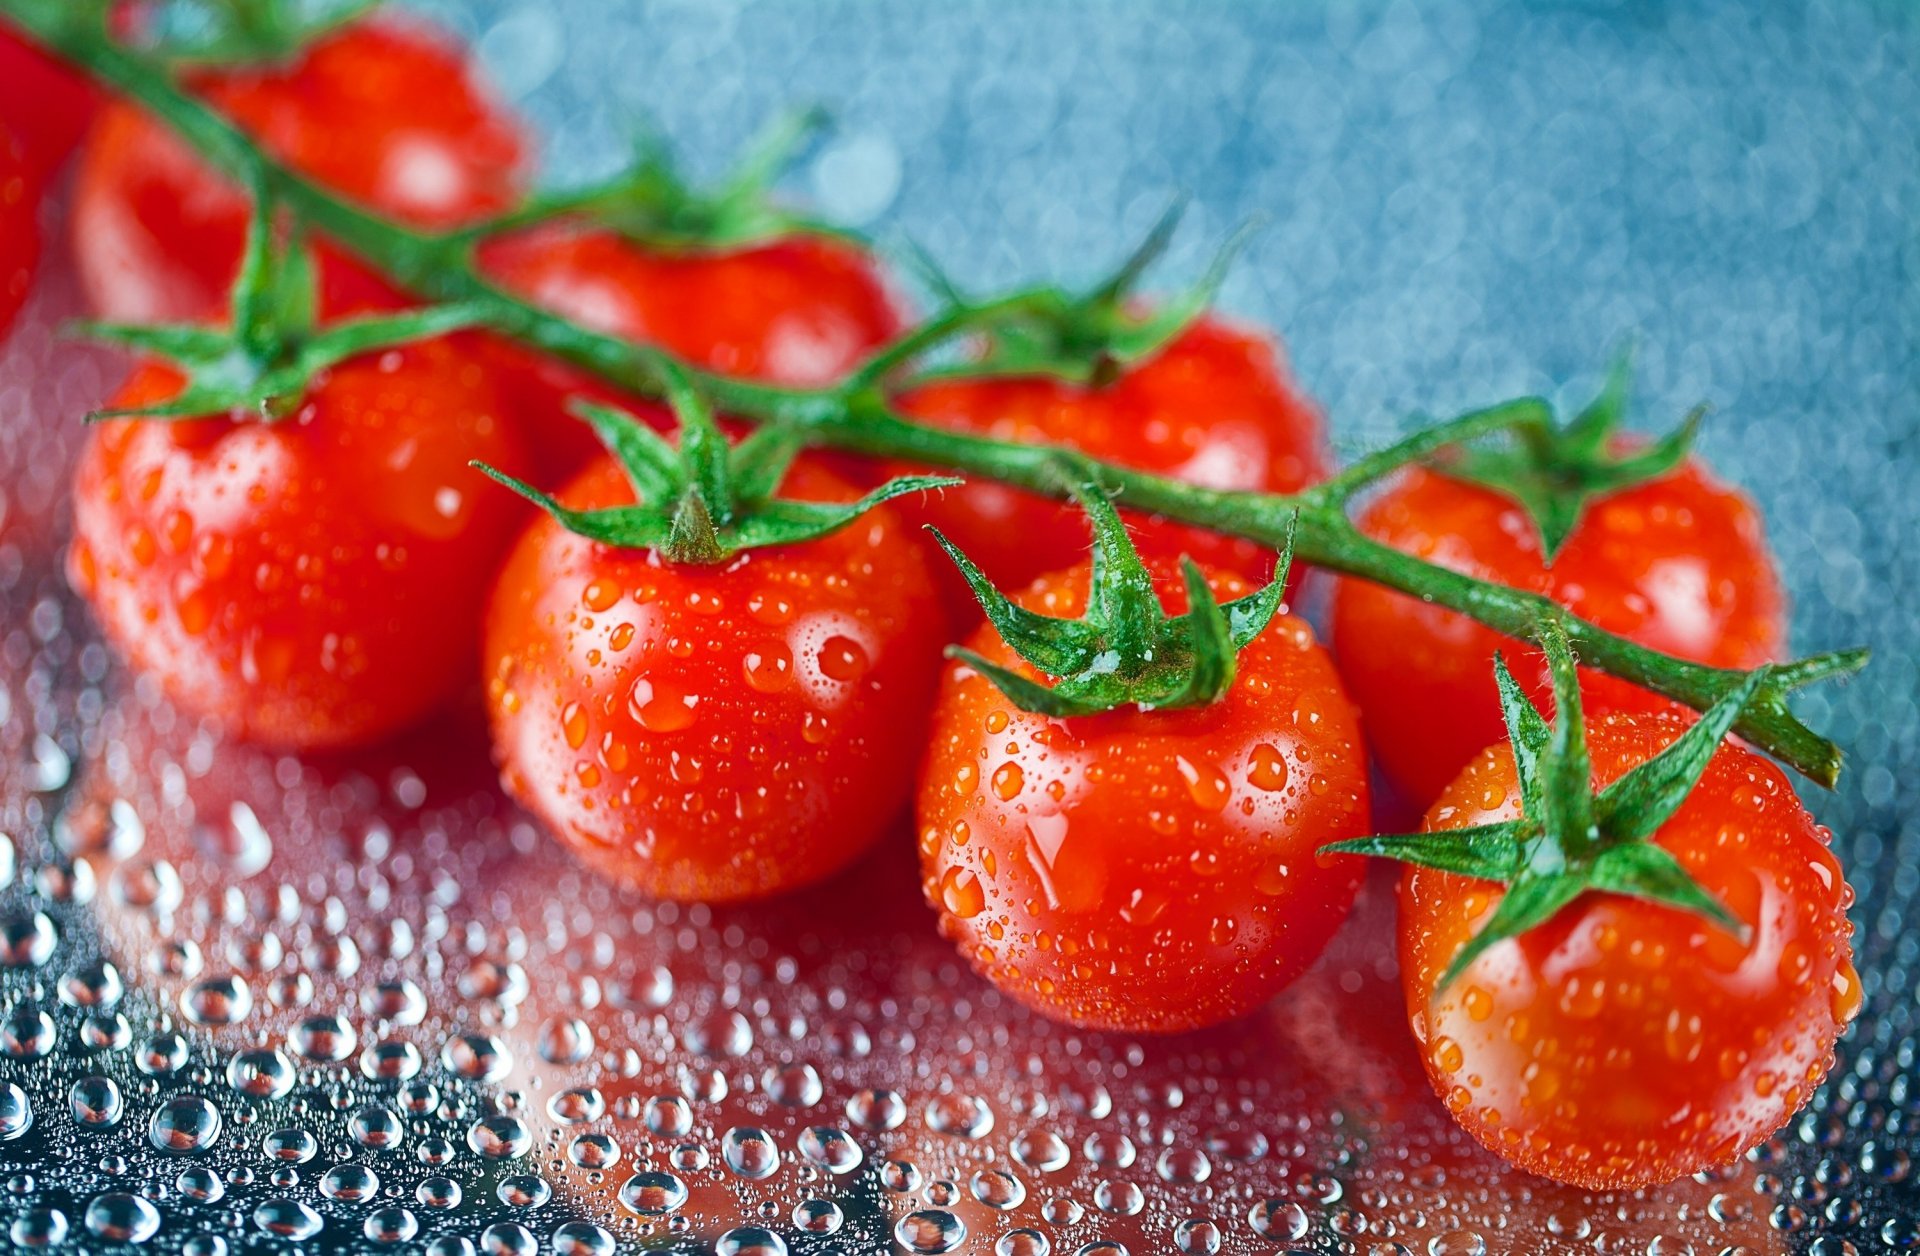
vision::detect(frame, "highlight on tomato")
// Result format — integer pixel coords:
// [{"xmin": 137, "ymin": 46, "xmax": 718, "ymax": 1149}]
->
[
  {"xmin": 916, "ymin": 474, "xmax": 1369, "ymax": 1033},
  {"xmin": 477, "ymin": 370, "xmax": 953, "ymax": 902},
  {"xmin": 71, "ymin": 8, "xmax": 528, "ymax": 323},
  {"xmin": 67, "ymin": 193, "xmax": 531, "ymax": 749},
  {"xmin": 1329, "ymin": 366, "xmax": 1785, "ymax": 809},
  {"xmin": 1328, "ymin": 626, "xmax": 1859, "ymax": 1190}
]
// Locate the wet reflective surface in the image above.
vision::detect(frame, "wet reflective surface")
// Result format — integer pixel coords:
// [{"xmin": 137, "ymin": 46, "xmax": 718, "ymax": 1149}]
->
[{"xmin": 4, "ymin": 1, "xmax": 1919, "ymax": 1251}]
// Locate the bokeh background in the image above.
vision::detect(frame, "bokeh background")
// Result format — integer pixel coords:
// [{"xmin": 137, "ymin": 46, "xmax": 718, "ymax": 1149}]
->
[{"xmin": 1, "ymin": 0, "xmax": 1917, "ymax": 1253}]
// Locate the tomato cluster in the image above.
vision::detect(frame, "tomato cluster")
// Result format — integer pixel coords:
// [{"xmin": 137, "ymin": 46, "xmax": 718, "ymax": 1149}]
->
[{"xmin": 4, "ymin": 6, "xmax": 1858, "ymax": 1195}]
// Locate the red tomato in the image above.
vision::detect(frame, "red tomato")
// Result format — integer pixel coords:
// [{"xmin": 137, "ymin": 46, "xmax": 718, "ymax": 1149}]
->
[
  {"xmin": 478, "ymin": 227, "xmax": 903, "ymax": 478},
  {"xmin": 67, "ymin": 340, "xmax": 534, "ymax": 748},
  {"xmin": 0, "ymin": 26, "xmax": 97, "ymax": 178},
  {"xmin": 480, "ymin": 226, "xmax": 902, "ymax": 386},
  {"xmin": 1, "ymin": 126, "xmax": 37, "ymax": 337},
  {"xmin": 483, "ymin": 456, "xmax": 946, "ymax": 902},
  {"xmin": 893, "ymin": 318, "xmax": 1329, "ymax": 613},
  {"xmin": 1400, "ymin": 711, "xmax": 1859, "ymax": 1189},
  {"xmin": 1330, "ymin": 461, "xmax": 1784, "ymax": 807},
  {"xmin": 916, "ymin": 558, "xmax": 1370, "ymax": 1033},
  {"xmin": 70, "ymin": 16, "xmax": 527, "ymax": 323}
]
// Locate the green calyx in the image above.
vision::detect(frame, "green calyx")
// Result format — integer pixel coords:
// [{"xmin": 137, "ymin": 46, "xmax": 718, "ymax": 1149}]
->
[
  {"xmin": 472, "ymin": 363, "xmax": 958, "ymax": 564},
  {"xmin": 142, "ymin": 0, "xmax": 380, "ymax": 66},
  {"xmin": 74, "ymin": 167, "xmax": 483, "ymax": 422},
  {"xmin": 1324, "ymin": 622, "xmax": 1859, "ymax": 991},
  {"xmin": 1436, "ymin": 354, "xmax": 1702, "ymax": 560},
  {"xmin": 907, "ymin": 198, "xmax": 1259, "ymax": 389},
  {"xmin": 934, "ymin": 465, "xmax": 1295, "ymax": 716},
  {"xmin": 472, "ymin": 108, "xmax": 848, "ymax": 254}
]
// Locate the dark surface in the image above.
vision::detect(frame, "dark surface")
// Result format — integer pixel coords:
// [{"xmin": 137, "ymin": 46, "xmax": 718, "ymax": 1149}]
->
[{"xmin": 1, "ymin": 0, "xmax": 1916, "ymax": 1252}]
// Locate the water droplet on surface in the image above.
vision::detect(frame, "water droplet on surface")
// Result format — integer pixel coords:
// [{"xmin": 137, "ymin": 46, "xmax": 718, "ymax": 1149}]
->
[
  {"xmin": 926, "ymin": 1092, "xmax": 995, "ymax": 1138},
  {"xmin": 225, "ymin": 1046, "xmax": 295, "ymax": 1099},
  {"xmin": 796, "ymin": 1124, "xmax": 863, "ymax": 1174},
  {"xmin": 467, "ymin": 1114, "xmax": 533, "ymax": 1159},
  {"xmin": 68, "ymin": 1075, "xmax": 123, "ymax": 1128},
  {"xmin": 715, "ymin": 1227, "xmax": 788, "ymax": 1256},
  {"xmin": 149, "ymin": 1095, "xmax": 223, "ymax": 1153},
  {"xmin": 0, "ymin": 1082, "xmax": 32, "ymax": 1140},
  {"xmin": 896, "ymin": 1209, "xmax": 968, "ymax": 1254},
  {"xmin": 721, "ymin": 1126, "xmax": 782, "ymax": 1179},
  {"xmin": 618, "ymin": 1170, "xmax": 689, "ymax": 1216},
  {"xmin": 85, "ymin": 1193, "xmax": 160, "ymax": 1243},
  {"xmin": 0, "ymin": 911, "xmax": 57, "ymax": 967},
  {"xmin": 182, "ymin": 975, "xmax": 252, "ymax": 1026}
]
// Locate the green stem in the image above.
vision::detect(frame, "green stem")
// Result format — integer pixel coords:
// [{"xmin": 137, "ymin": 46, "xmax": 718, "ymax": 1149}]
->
[{"xmin": 0, "ymin": 0, "xmax": 1858, "ymax": 786}]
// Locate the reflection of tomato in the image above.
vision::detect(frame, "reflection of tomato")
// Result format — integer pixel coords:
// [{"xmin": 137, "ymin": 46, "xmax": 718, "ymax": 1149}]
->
[
  {"xmin": 1330, "ymin": 462, "xmax": 1784, "ymax": 807},
  {"xmin": 1, "ymin": 126, "xmax": 37, "ymax": 337},
  {"xmin": 0, "ymin": 27, "xmax": 97, "ymax": 178},
  {"xmin": 893, "ymin": 319, "xmax": 1328, "ymax": 615},
  {"xmin": 68, "ymin": 341, "xmax": 534, "ymax": 749},
  {"xmin": 483, "ymin": 456, "xmax": 946, "ymax": 902},
  {"xmin": 71, "ymin": 16, "xmax": 527, "ymax": 322},
  {"xmin": 1400, "ymin": 712, "xmax": 1859, "ymax": 1190},
  {"xmin": 916, "ymin": 557, "xmax": 1370, "ymax": 1033}
]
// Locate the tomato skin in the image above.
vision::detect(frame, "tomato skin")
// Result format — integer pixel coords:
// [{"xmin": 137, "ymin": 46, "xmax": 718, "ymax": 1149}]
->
[
  {"xmin": 67, "ymin": 341, "xmax": 534, "ymax": 749},
  {"xmin": 1, "ymin": 126, "xmax": 37, "ymax": 337},
  {"xmin": 1330, "ymin": 461, "xmax": 1785, "ymax": 808},
  {"xmin": 70, "ymin": 16, "xmax": 527, "ymax": 323},
  {"xmin": 0, "ymin": 27, "xmax": 97, "ymax": 178},
  {"xmin": 1400, "ymin": 712, "xmax": 1859, "ymax": 1190},
  {"xmin": 483, "ymin": 457, "xmax": 946, "ymax": 902},
  {"xmin": 916, "ymin": 559, "xmax": 1371, "ymax": 1033},
  {"xmin": 893, "ymin": 318, "xmax": 1329, "ymax": 610}
]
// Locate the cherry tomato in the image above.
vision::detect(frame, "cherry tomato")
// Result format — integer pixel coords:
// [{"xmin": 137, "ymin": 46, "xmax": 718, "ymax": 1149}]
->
[
  {"xmin": 67, "ymin": 340, "xmax": 534, "ymax": 749},
  {"xmin": 482, "ymin": 456, "xmax": 946, "ymax": 902},
  {"xmin": 1400, "ymin": 711, "xmax": 1859, "ymax": 1189},
  {"xmin": 893, "ymin": 318, "xmax": 1329, "ymax": 613},
  {"xmin": 478, "ymin": 227, "xmax": 903, "ymax": 477},
  {"xmin": 0, "ymin": 26, "xmax": 97, "ymax": 178},
  {"xmin": 1, "ymin": 126, "xmax": 37, "ymax": 337},
  {"xmin": 916, "ymin": 558, "xmax": 1371, "ymax": 1033},
  {"xmin": 1330, "ymin": 461, "xmax": 1784, "ymax": 807},
  {"xmin": 70, "ymin": 15, "xmax": 527, "ymax": 323},
  {"xmin": 480, "ymin": 226, "xmax": 902, "ymax": 386}
]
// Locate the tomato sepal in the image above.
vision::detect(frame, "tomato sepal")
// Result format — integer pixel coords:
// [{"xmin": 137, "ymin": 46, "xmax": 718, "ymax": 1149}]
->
[
  {"xmin": 1325, "ymin": 621, "xmax": 1779, "ymax": 990},
  {"xmin": 473, "ymin": 366, "xmax": 958, "ymax": 564},
  {"xmin": 73, "ymin": 167, "xmax": 485, "ymax": 421},
  {"xmin": 932, "ymin": 463, "xmax": 1295, "ymax": 715}
]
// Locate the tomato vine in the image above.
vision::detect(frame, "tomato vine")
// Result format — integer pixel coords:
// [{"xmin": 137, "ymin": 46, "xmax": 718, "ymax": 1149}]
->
[{"xmin": 0, "ymin": 0, "xmax": 1867, "ymax": 784}]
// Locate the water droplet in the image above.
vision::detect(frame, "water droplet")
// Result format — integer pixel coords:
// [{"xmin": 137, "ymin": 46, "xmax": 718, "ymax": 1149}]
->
[
  {"xmin": 721, "ymin": 1126, "xmax": 782, "ymax": 1179},
  {"xmin": 0, "ymin": 1082, "xmax": 32, "ymax": 1140},
  {"xmin": 896, "ymin": 1209, "xmax": 968, "ymax": 1254},
  {"xmin": 714, "ymin": 1227, "xmax": 788, "ymax": 1256},
  {"xmin": 0, "ymin": 911, "xmax": 57, "ymax": 967},
  {"xmin": 925, "ymin": 1092, "xmax": 994, "ymax": 1138},
  {"xmin": 320, "ymin": 1163, "xmax": 380, "ymax": 1202},
  {"xmin": 467, "ymin": 1114, "xmax": 532, "ymax": 1160},
  {"xmin": 84, "ymin": 1194, "xmax": 160, "ymax": 1243},
  {"xmin": 225, "ymin": 1047, "xmax": 296, "ymax": 1099},
  {"xmin": 618, "ymin": 1170, "xmax": 689, "ymax": 1216},
  {"xmin": 971, "ymin": 1167, "xmax": 1028, "ymax": 1209},
  {"xmin": 797, "ymin": 1125, "xmax": 863, "ymax": 1174},
  {"xmin": 68, "ymin": 1076, "xmax": 123, "ymax": 1129}
]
